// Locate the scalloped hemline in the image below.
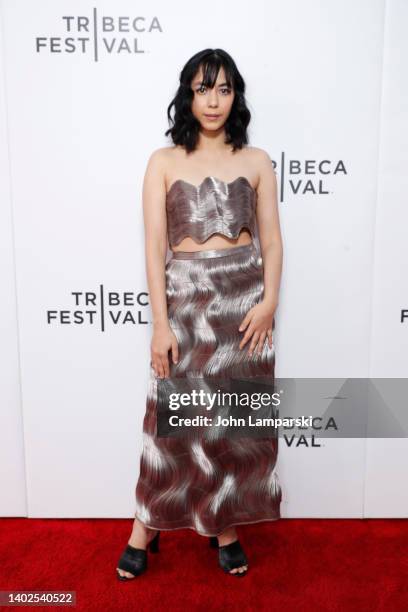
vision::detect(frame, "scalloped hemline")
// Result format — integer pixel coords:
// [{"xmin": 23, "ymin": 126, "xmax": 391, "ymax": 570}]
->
[{"xmin": 169, "ymin": 226, "xmax": 257, "ymax": 250}]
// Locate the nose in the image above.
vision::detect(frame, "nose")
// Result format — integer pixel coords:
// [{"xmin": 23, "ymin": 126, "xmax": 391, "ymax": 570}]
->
[{"xmin": 207, "ymin": 88, "xmax": 219, "ymax": 107}]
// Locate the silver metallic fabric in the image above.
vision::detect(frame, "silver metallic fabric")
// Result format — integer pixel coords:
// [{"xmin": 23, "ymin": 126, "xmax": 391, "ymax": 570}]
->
[
  {"xmin": 166, "ymin": 176, "xmax": 257, "ymax": 247},
  {"xmin": 134, "ymin": 240, "xmax": 282, "ymax": 536}
]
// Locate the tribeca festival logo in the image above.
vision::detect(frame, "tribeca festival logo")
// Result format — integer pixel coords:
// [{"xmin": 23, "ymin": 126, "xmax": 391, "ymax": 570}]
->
[
  {"xmin": 281, "ymin": 416, "xmax": 338, "ymax": 448},
  {"xmin": 35, "ymin": 9, "xmax": 162, "ymax": 61},
  {"xmin": 46, "ymin": 285, "xmax": 150, "ymax": 331},
  {"xmin": 272, "ymin": 153, "xmax": 347, "ymax": 203}
]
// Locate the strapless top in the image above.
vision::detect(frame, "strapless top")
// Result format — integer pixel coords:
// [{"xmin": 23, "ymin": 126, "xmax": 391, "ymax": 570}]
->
[{"xmin": 165, "ymin": 176, "xmax": 257, "ymax": 248}]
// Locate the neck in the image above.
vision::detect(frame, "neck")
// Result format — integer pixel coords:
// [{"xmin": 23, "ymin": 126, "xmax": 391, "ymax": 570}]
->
[{"xmin": 195, "ymin": 128, "xmax": 231, "ymax": 153}]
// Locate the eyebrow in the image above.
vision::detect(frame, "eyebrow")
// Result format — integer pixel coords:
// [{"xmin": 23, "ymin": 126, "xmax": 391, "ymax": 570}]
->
[{"xmin": 193, "ymin": 80, "xmax": 231, "ymax": 87}]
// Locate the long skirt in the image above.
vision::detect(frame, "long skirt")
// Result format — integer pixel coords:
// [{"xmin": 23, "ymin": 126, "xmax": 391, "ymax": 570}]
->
[{"xmin": 134, "ymin": 242, "xmax": 282, "ymax": 537}]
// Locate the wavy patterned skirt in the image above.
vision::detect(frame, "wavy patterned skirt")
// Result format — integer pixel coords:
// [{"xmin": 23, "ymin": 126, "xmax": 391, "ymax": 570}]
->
[{"xmin": 134, "ymin": 242, "xmax": 282, "ymax": 537}]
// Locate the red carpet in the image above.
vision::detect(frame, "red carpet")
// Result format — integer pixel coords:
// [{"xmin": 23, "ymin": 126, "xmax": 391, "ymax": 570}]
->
[{"xmin": 0, "ymin": 518, "xmax": 406, "ymax": 611}]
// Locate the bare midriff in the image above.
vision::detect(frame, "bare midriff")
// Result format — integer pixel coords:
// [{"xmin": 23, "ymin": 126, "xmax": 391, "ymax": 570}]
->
[{"xmin": 171, "ymin": 228, "xmax": 253, "ymax": 253}]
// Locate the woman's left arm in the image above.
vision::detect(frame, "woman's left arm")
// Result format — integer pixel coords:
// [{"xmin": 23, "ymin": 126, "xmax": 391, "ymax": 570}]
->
[{"xmin": 239, "ymin": 149, "xmax": 283, "ymax": 356}]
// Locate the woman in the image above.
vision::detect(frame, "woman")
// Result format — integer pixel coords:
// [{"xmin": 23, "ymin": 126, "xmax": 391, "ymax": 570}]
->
[{"xmin": 116, "ymin": 48, "xmax": 283, "ymax": 579}]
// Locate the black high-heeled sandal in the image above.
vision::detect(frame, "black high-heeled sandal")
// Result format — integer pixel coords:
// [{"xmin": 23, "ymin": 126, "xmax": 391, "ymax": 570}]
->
[
  {"xmin": 116, "ymin": 531, "xmax": 160, "ymax": 581},
  {"xmin": 217, "ymin": 539, "xmax": 248, "ymax": 577}
]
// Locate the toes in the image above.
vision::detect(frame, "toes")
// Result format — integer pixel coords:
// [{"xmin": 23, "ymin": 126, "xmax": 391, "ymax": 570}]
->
[
  {"xmin": 229, "ymin": 565, "xmax": 248, "ymax": 574},
  {"xmin": 116, "ymin": 568, "xmax": 135, "ymax": 579}
]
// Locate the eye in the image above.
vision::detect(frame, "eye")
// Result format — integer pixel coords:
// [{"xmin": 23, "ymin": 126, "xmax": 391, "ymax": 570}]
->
[
  {"xmin": 196, "ymin": 85, "xmax": 207, "ymax": 94},
  {"xmin": 220, "ymin": 87, "xmax": 231, "ymax": 95}
]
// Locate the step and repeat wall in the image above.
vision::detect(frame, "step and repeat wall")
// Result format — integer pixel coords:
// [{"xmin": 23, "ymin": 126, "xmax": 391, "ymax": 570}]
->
[{"xmin": 1, "ymin": 0, "xmax": 406, "ymax": 518}]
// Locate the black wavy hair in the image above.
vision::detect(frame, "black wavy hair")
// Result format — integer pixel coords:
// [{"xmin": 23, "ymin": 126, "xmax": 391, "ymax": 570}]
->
[{"xmin": 165, "ymin": 48, "xmax": 251, "ymax": 153}]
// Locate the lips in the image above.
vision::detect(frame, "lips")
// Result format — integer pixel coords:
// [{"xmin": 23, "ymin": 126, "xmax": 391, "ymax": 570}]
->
[{"xmin": 204, "ymin": 114, "xmax": 221, "ymax": 118}]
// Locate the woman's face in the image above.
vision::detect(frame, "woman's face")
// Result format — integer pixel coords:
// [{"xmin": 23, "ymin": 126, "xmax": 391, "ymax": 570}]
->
[{"xmin": 190, "ymin": 65, "xmax": 235, "ymax": 131}]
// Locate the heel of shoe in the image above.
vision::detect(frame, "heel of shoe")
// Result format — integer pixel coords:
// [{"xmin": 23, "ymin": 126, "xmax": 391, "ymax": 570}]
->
[
  {"xmin": 209, "ymin": 536, "xmax": 218, "ymax": 548},
  {"xmin": 149, "ymin": 530, "xmax": 160, "ymax": 553}
]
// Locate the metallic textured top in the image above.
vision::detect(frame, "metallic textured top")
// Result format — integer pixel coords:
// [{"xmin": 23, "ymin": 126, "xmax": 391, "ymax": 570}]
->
[{"xmin": 165, "ymin": 176, "xmax": 257, "ymax": 248}]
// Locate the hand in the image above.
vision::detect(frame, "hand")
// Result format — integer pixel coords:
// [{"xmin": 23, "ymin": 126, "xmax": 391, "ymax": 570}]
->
[
  {"xmin": 150, "ymin": 323, "xmax": 179, "ymax": 378},
  {"xmin": 238, "ymin": 300, "xmax": 277, "ymax": 356}
]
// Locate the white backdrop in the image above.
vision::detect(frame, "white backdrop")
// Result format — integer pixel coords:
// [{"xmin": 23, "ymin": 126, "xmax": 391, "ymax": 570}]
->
[{"xmin": 0, "ymin": 0, "xmax": 406, "ymax": 518}]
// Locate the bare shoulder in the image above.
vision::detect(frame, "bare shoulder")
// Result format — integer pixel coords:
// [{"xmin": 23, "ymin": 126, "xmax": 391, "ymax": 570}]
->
[
  {"xmin": 248, "ymin": 147, "xmax": 277, "ymax": 195},
  {"xmin": 143, "ymin": 147, "xmax": 183, "ymax": 202},
  {"xmin": 146, "ymin": 145, "xmax": 182, "ymax": 177},
  {"xmin": 246, "ymin": 146, "xmax": 274, "ymax": 170},
  {"xmin": 245, "ymin": 146, "xmax": 276, "ymax": 193},
  {"xmin": 146, "ymin": 146, "xmax": 174, "ymax": 167},
  {"xmin": 144, "ymin": 146, "xmax": 173, "ymax": 181}
]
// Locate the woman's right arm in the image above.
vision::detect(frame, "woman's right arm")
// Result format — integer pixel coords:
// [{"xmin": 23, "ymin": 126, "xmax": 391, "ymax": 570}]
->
[{"xmin": 142, "ymin": 149, "xmax": 179, "ymax": 378}]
